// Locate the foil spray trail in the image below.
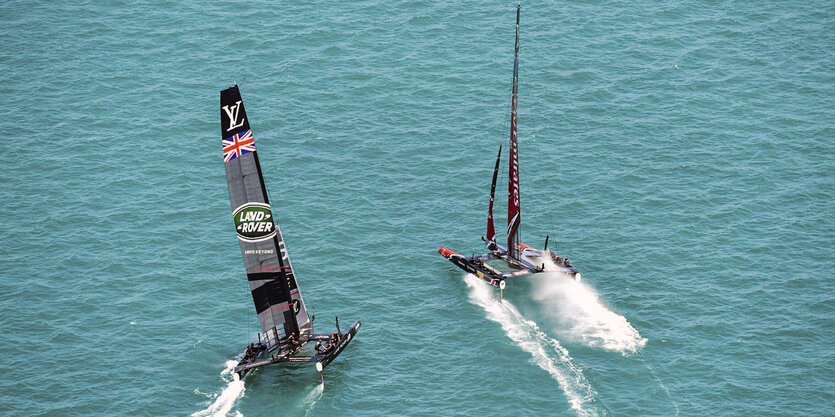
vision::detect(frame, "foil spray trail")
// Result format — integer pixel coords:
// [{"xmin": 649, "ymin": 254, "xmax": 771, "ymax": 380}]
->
[
  {"xmin": 464, "ymin": 274, "xmax": 602, "ymax": 417},
  {"xmin": 527, "ymin": 255, "xmax": 647, "ymax": 354},
  {"xmin": 192, "ymin": 360, "xmax": 246, "ymax": 417},
  {"xmin": 527, "ymin": 259, "xmax": 677, "ymax": 414},
  {"xmin": 301, "ymin": 383, "xmax": 325, "ymax": 417}
]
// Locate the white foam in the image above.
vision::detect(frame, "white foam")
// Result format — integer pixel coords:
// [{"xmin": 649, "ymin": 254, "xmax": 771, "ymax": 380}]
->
[
  {"xmin": 528, "ymin": 272, "xmax": 647, "ymax": 355},
  {"xmin": 192, "ymin": 360, "xmax": 246, "ymax": 417},
  {"xmin": 464, "ymin": 274, "xmax": 599, "ymax": 417},
  {"xmin": 302, "ymin": 383, "xmax": 325, "ymax": 416}
]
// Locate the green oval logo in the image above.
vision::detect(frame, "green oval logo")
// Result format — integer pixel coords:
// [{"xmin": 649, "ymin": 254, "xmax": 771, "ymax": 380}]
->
[{"xmin": 232, "ymin": 202, "xmax": 277, "ymax": 242}]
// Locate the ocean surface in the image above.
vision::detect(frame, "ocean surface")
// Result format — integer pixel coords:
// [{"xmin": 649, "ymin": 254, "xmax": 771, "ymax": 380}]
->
[{"xmin": 1, "ymin": 1, "xmax": 832, "ymax": 416}]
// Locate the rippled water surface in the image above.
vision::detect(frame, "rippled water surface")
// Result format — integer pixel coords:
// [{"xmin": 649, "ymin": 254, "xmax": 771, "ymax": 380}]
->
[{"xmin": 1, "ymin": 1, "xmax": 832, "ymax": 416}]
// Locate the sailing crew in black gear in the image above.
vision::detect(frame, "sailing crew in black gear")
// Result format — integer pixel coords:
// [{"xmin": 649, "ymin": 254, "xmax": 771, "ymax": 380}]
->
[{"xmin": 288, "ymin": 333, "xmax": 301, "ymax": 349}]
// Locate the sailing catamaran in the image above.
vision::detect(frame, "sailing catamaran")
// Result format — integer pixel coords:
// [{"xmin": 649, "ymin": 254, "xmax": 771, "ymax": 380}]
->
[
  {"xmin": 220, "ymin": 85, "xmax": 359, "ymax": 381},
  {"xmin": 439, "ymin": 5, "xmax": 581, "ymax": 290}
]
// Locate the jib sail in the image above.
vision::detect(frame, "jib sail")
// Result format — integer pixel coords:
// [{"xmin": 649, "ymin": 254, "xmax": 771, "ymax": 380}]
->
[
  {"xmin": 487, "ymin": 145, "xmax": 502, "ymax": 244},
  {"xmin": 507, "ymin": 4, "xmax": 522, "ymax": 260},
  {"xmin": 220, "ymin": 85, "xmax": 312, "ymax": 343}
]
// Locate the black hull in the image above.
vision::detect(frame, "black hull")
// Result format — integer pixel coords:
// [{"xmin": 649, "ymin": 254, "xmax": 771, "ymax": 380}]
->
[
  {"xmin": 440, "ymin": 248, "xmax": 505, "ymax": 287},
  {"xmin": 438, "ymin": 244, "xmax": 580, "ymax": 288},
  {"xmin": 234, "ymin": 321, "xmax": 361, "ymax": 380}
]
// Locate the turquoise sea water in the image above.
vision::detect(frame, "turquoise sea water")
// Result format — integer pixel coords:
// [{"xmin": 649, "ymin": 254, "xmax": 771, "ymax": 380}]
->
[{"xmin": 1, "ymin": 1, "xmax": 832, "ymax": 415}]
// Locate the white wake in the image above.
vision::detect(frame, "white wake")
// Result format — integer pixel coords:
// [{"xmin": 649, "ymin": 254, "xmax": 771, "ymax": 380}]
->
[
  {"xmin": 527, "ymin": 272, "xmax": 647, "ymax": 354},
  {"xmin": 301, "ymin": 383, "xmax": 325, "ymax": 416},
  {"xmin": 192, "ymin": 360, "xmax": 246, "ymax": 417},
  {"xmin": 464, "ymin": 274, "xmax": 600, "ymax": 417}
]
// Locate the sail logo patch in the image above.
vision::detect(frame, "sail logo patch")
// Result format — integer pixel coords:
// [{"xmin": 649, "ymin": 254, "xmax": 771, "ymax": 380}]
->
[
  {"xmin": 222, "ymin": 100, "xmax": 246, "ymax": 131},
  {"xmin": 222, "ymin": 130, "xmax": 256, "ymax": 163},
  {"xmin": 233, "ymin": 202, "xmax": 277, "ymax": 242}
]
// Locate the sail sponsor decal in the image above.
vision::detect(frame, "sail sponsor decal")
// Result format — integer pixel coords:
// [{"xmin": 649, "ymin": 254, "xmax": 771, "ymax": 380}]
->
[
  {"xmin": 222, "ymin": 130, "xmax": 256, "ymax": 163},
  {"xmin": 222, "ymin": 100, "xmax": 246, "ymax": 132},
  {"xmin": 244, "ymin": 249, "xmax": 275, "ymax": 255},
  {"xmin": 508, "ymin": 134, "xmax": 520, "ymax": 235},
  {"xmin": 232, "ymin": 202, "xmax": 277, "ymax": 242},
  {"xmin": 507, "ymin": 213, "xmax": 520, "ymax": 235},
  {"xmin": 277, "ymin": 239, "xmax": 291, "ymax": 263}
]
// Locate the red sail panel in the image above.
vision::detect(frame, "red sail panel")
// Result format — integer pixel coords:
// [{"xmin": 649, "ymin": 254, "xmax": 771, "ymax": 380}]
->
[
  {"xmin": 487, "ymin": 145, "xmax": 502, "ymax": 244},
  {"xmin": 507, "ymin": 5, "xmax": 522, "ymax": 260}
]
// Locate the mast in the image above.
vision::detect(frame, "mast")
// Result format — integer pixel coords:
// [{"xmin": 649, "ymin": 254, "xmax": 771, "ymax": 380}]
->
[
  {"xmin": 507, "ymin": 4, "xmax": 522, "ymax": 260},
  {"xmin": 487, "ymin": 145, "xmax": 502, "ymax": 246},
  {"xmin": 220, "ymin": 85, "xmax": 313, "ymax": 343}
]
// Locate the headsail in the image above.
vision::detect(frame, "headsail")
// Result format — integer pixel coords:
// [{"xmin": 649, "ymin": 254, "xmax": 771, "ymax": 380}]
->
[
  {"xmin": 507, "ymin": 4, "xmax": 522, "ymax": 261},
  {"xmin": 220, "ymin": 85, "xmax": 313, "ymax": 343},
  {"xmin": 487, "ymin": 145, "xmax": 502, "ymax": 246}
]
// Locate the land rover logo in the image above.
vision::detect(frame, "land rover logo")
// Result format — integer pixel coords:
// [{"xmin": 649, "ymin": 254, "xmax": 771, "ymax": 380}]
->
[{"xmin": 232, "ymin": 202, "xmax": 277, "ymax": 242}]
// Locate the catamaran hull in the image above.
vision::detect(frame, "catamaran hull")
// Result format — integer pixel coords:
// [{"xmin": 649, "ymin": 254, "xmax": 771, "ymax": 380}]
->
[
  {"xmin": 439, "ymin": 248, "xmax": 504, "ymax": 287},
  {"xmin": 439, "ymin": 245, "xmax": 580, "ymax": 287},
  {"xmin": 233, "ymin": 321, "xmax": 361, "ymax": 380},
  {"xmin": 314, "ymin": 320, "xmax": 361, "ymax": 370}
]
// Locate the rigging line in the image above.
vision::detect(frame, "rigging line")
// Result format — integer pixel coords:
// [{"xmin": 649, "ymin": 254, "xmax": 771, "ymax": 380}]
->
[
  {"xmin": 500, "ymin": 11, "xmax": 513, "ymax": 149},
  {"xmin": 520, "ymin": 51, "xmax": 557, "ymax": 247},
  {"xmin": 498, "ymin": 48, "xmax": 512, "ymax": 233},
  {"xmin": 496, "ymin": 6, "xmax": 516, "ymax": 235},
  {"xmin": 499, "ymin": 102, "xmax": 510, "ymax": 234}
]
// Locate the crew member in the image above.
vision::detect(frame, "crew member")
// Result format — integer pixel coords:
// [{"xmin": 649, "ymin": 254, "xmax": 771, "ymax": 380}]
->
[{"xmin": 287, "ymin": 333, "xmax": 301, "ymax": 349}]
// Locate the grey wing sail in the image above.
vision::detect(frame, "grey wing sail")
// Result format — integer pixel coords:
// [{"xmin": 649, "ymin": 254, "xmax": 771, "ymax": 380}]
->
[{"xmin": 220, "ymin": 85, "xmax": 313, "ymax": 344}]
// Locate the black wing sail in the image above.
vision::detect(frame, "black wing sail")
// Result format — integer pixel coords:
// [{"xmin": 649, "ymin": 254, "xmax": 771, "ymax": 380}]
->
[{"xmin": 220, "ymin": 85, "xmax": 313, "ymax": 344}]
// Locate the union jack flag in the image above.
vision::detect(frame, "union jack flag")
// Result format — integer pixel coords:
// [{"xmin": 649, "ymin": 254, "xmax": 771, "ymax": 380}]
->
[{"xmin": 222, "ymin": 130, "xmax": 256, "ymax": 163}]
